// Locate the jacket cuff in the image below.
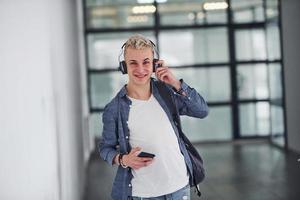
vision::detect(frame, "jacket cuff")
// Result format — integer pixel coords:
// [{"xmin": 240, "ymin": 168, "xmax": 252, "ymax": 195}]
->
[
  {"xmin": 180, "ymin": 79, "xmax": 189, "ymax": 91},
  {"xmin": 173, "ymin": 79, "xmax": 190, "ymax": 97},
  {"xmin": 107, "ymin": 151, "xmax": 119, "ymax": 166}
]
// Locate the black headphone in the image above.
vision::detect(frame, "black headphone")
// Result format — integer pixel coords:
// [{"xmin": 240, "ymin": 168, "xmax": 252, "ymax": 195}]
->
[{"xmin": 118, "ymin": 40, "xmax": 160, "ymax": 74}]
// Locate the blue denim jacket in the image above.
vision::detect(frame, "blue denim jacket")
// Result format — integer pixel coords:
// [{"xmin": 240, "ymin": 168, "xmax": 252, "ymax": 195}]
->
[{"xmin": 99, "ymin": 78, "xmax": 209, "ymax": 200}]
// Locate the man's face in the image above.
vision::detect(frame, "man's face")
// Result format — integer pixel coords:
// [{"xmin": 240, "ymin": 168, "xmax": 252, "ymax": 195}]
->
[{"xmin": 124, "ymin": 47, "xmax": 153, "ymax": 86}]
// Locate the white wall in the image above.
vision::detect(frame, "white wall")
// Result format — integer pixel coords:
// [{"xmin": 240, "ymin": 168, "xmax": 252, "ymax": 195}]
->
[
  {"xmin": 0, "ymin": 0, "xmax": 85, "ymax": 199},
  {"xmin": 281, "ymin": 0, "xmax": 300, "ymax": 153},
  {"xmin": 76, "ymin": 0, "xmax": 94, "ymax": 164}
]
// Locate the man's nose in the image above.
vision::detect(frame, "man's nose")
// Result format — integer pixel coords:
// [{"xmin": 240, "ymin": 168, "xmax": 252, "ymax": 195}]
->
[{"xmin": 136, "ymin": 63, "xmax": 146, "ymax": 71}]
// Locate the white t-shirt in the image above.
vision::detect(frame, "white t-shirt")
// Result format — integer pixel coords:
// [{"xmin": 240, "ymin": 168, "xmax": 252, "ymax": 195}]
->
[{"xmin": 128, "ymin": 94, "xmax": 189, "ymax": 198}]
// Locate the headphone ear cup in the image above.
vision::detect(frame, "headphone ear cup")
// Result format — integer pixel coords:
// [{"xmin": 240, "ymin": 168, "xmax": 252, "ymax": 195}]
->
[
  {"xmin": 119, "ymin": 61, "xmax": 127, "ymax": 74},
  {"xmin": 153, "ymin": 59, "xmax": 158, "ymax": 72}
]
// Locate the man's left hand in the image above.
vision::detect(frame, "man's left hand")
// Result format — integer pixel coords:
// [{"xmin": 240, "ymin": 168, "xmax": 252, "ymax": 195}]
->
[{"xmin": 155, "ymin": 60, "xmax": 181, "ymax": 90}]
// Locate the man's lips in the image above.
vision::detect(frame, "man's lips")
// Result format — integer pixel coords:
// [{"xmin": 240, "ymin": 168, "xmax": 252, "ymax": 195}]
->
[{"xmin": 133, "ymin": 73, "xmax": 148, "ymax": 78}]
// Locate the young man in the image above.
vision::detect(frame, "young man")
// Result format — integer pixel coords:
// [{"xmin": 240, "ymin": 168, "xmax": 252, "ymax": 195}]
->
[{"xmin": 99, "ymin": 34, "xmax": 209, "ymax": 200}]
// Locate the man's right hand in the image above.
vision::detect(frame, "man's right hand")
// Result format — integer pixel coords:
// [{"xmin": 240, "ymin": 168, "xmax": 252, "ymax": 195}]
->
[{"xmin": 122, "ymin": 147, "xmax": 154, "ymax": 170}]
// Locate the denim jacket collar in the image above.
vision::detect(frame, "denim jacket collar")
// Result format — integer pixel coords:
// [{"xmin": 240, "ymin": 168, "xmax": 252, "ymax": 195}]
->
[{"xmin": 117, "ymin": 77, "xmax": 158, "ymax": 100}]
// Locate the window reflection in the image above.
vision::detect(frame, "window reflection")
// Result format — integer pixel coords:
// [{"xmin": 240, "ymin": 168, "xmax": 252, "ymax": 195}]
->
[
  {"xmin": 89, "ymin": 112, "xmax": 103, "ymax": 137},
  {"xmin": 235, "ymin": 29, "xmax": 267, "ymax": 61},
  {"xmin": 237, "ymin": 64, "xmax": 269, "ymax": 100},
  {"xmin": 90, "ymin": 72, "xmax": 127, "ymax": 108},
  {"xmin": 266, "ymin": 25, "xmax": 281, "ymax": 60},
  {"xmin": 86, "ymin": 3, "xmax": 155, "ymax": 28},
  {"xmin": 182, "ymin": 106, "xmax": 232, "ymax": 142},
  {"xmin": 269, "ymin": 63, "xmax": 282, "ymax": 100},
  {"xmin": 239, "ymin": 102, "xmax": 270, "ymax": 136},
  {"xmin": 270, "ymin": 105, "xmax": 284, "ymax": 146},
  {"xmin": 270, "ymin": 105, "xmax": 284, "ymax": 134},
  {"xmin": 231, "ymin": 0, "xmax": 264, "ymax": 23},
  {"xmin": 159, "ymin": 1, "xmax": 227, "ymax": 25},
  {"xmin": 159, "ymin": 28, "xmax": 229, "ymax": 66},
  {"xmin": 266, "ymin": 0, "xmax": 279, "ymax": 20},
  {"xmin": 173, "ymin": 67, "xmax": 231, "ymax": 102}
]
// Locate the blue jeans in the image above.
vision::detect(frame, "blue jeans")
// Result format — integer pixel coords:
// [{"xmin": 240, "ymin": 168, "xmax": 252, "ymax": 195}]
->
[{"xmin": 131, "ymin": 185, "xmax": 190, "ymax": 200}]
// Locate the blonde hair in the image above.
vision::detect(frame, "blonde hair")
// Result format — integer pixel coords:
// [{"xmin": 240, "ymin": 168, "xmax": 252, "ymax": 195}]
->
[{"xmin": 124, "ymin": 34, "xmax": 154, "ymax": 56}]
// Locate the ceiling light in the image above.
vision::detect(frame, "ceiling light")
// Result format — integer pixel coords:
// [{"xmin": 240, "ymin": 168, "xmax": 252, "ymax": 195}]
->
[
  {"xmin": 127, "ymin": 15, "xmax": 149, "ymax": 23},
  {"xmin": 203, "ymin": 1, "xmax": 228, "ymax": 11},
  {"xmin": 91, "ymin": 9, "xmax": 116, "ymax": 17},
  {"xmin": 132, "ymin": 5, "xmax": 156, "ymax": 14},
  {"xmin": 137, "ymin": 0, "xmax": 167, "ymax": 3}
]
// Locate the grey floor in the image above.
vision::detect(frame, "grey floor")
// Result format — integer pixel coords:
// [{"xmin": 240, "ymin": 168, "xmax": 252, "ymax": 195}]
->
[{"xmin": 83, "ymin": 141, "xmax": 300, "ymax": 200}]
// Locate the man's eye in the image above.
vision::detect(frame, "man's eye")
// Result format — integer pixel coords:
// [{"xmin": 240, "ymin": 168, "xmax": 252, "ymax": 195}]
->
[
  {"xmin": 129, "ymin": 62, "xmax": 137, "ymax": 66},
  {"xmin": 143, "ymin": 61, "xmax": 150, "ymax": 65}
]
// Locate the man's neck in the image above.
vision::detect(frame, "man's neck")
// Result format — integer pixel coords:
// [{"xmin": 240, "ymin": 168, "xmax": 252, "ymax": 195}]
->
[{"xmin": 126, "ymin": 82, "xmax": 151, "ymax": 100}]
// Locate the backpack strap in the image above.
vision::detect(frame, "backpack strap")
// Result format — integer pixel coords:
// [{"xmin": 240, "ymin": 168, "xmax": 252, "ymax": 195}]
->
[
  {"xmin": 156, "ymin": 81, "xmax": 182, "ymax": 130},
  {"xmin": 156, "ymin": 81, "xmax": 177, "ymax": 117},
  {"xmin": 157, "ymin": 81, "xmax": 202, "ymax": 197}
]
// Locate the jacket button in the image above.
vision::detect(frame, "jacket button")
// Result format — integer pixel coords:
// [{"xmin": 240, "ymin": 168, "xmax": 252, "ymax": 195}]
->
[
  {"xmin": 128, "ymin": 184, "xmax": 132, "ymax": 187},
  {"xmin": 126, "ymin": 136, "xmax": 129, "ymax": 139}
]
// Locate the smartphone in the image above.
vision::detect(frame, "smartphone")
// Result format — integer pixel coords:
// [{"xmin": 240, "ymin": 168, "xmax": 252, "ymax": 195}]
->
[{"xmin": 138, "ymin": 151, "xmax": 155, "ymax": 158}]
